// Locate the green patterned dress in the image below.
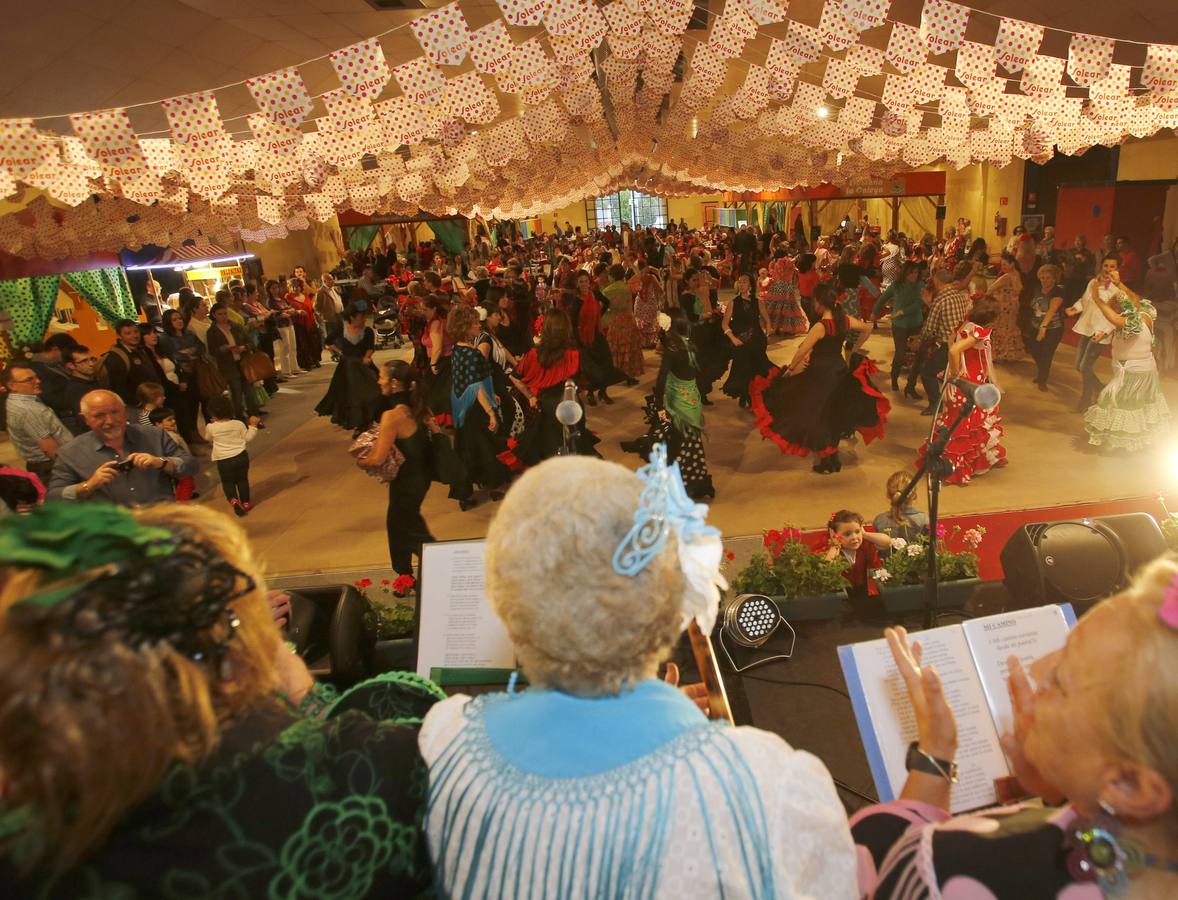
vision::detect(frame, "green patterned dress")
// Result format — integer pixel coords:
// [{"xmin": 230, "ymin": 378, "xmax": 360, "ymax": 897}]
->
[{"xmin": 2, "ymin": 673, "xmax": 444, "ymax": 900}]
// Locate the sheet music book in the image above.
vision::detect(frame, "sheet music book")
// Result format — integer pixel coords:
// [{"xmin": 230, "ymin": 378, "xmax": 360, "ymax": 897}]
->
[
  {"xmin": 838, "ymin": 604, "xmax": 1075, "ymax": 813},
  {"xmin": 415, "ymin": 540, "xmax": 516, "ymax": 679}
]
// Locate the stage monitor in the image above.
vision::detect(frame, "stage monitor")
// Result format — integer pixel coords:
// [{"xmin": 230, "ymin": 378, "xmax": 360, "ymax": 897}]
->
[{"xmin": 999, "ymin": 513, "xmax": 1165, "ymax": 613}]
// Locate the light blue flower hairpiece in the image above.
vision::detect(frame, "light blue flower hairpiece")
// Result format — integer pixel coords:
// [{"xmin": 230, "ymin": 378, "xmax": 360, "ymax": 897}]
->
[{"xmin": 612, "ymin": 444, "xmax": 727, "ymax": 631}]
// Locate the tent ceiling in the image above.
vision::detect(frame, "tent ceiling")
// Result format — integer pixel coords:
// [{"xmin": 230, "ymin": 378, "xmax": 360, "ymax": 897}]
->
[{"xmin": 2, "ymin": 0, "xmax": 1174, "ymax": 134}]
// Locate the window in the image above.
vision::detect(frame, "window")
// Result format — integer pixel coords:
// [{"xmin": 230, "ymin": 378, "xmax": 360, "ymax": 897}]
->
[{"xmin": 585, "ymin": 190, "xmax": 668, "ymax": 230}]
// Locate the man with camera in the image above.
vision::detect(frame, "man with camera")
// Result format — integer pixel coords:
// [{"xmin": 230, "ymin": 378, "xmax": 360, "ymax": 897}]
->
[{"xmin": 47, "ymin": 389, "xmax": 195, "ymax": 505}]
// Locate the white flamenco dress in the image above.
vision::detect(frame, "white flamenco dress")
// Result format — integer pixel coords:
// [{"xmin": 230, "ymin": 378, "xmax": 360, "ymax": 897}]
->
[{"xmin": 1085, "ymin": 300, "xmax": 1172, "ymax": 451}]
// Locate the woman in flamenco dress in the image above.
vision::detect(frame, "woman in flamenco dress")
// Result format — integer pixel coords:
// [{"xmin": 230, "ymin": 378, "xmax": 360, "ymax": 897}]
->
[
  {"xmin": 751, "ymin": 284, "xmax": 890, "ymax": 475},
  {"xmin": 916, "ymin": 295, "xmax": 1007, "ymax": 485},
  {"xmin": 600, "ymin": 264, "xmax": 646, "ymax": 382},
  {"xmin": 984, "ymin": 250, "xmax": 1026, "ymax": 363},
  {"xmin": 630, "ymin": 259, "xmax": 663, "ymax": 349},
  {"xmin": 284, "ymin": 278, "xmax": 322, "ymax": 370},
  {"xmin": 721, "ymin": 273, "xmax": 773, "ymax": 408},
  {"xmin": 498, "ymin": 310, "xmax": 600, "ymax": 471},
  {"xmin": 568, "ymin": 269, "xmax": 625, "ymax": 406},
  {"xmin": 447, "ymin": 304, "xmax": 511, "ymax": 508},
  {"xmin": 762, "ymin": 248, "xmax": 809, "ymax": 337},
  {"xmin": 621, "ymin": 309, "xmax": 715, "ymax": 501}
]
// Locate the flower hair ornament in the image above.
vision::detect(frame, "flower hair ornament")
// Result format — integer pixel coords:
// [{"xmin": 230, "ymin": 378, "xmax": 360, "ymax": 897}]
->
[
  {"xmin": 612, "ymin": 443, "xmax": 727, "ymax": 633},
  {"xmin": 0, "ymin": 504, "xmax": 254, "ymax": 663},
  {"xmin": 1159, "ymin": 571, "xmax": 1178, "ymax": 629},
  {"xmin": 656, "ymin": 311, "xmax": 672, "ymax": 332}
]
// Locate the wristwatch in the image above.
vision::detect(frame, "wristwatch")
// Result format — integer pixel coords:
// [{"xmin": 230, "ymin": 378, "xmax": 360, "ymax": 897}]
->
[{"xmin": 905, "ymin": 741, "xmax": 959, "ymax": 783}]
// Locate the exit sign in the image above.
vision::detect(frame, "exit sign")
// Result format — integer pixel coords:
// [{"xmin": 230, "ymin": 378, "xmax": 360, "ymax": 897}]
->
[{"xmin": 1000, "ymin": 197, "xmax": 1009, "ymax": 205}]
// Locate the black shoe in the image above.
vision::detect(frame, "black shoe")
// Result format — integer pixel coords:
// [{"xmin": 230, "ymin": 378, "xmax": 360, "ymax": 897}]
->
[
  {"xmin": 625, "ymin": 377, "xmax": 639, "ymax": 386},
  {"xmin": 599, "ymin": 389, "xmax": 615, "ymax": 405},
  {"xmin": 830, "ymin": 454, "xmax": 842, "ymax": 472},
  {"xmin": 739, "ymin": 397, "xmax": 750, "ymax": 409},
  {"xmin": 903, "ymin": 386, "xmax": 922, "ymax": 401},
  {"xmin": 459, "ymin": 497, "xmax": 478, "ymax": 512},
  {"xmin": 490, "ymin": 489, "xmax": 506, "ymax": 502},
  {"xmin": 891, "ymin": 375, "xmax": 900, "ymax": 391},
  {"xmin": 812, "ymin": 456, "xmax": 833, "ymax": 474},
  {"xmin": 586, "ymin": 392, "xmax": 598, "ymax": 407}
]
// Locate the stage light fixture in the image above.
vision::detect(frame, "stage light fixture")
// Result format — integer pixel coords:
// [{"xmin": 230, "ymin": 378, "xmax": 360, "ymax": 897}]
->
[
  {"xmin": 718, "ymin": 594, "xmax": 796, "ymax": 672},
  {"xmin": 816, "ymin": 105, "xmax": 830, "ymax": 118}
]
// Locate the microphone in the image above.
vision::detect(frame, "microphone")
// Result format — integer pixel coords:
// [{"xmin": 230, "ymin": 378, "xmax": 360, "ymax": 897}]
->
[
  {"xmin": 952, "ymin": 378, "xmax": 1001, "ymax": 411},
  {"xmin": 555, "ymin": 380, "xmax": 583, "ymax": 426}
]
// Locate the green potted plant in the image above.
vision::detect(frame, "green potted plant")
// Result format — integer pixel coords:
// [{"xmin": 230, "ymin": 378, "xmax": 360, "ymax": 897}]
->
[
  {"xmin": 1154, "ymin": 494, "xmax": 1178, "ymax": 552},
  {"xmin": 874, "ymin": 524, "xmax": 985, "ymax": 614},
  {"xmin": 731, "ymin": 526, "xmax": 849, "ymax": 620},
  {"xmin": 357, "ymin": 574, "xmax": 417, "ymax": 640}
]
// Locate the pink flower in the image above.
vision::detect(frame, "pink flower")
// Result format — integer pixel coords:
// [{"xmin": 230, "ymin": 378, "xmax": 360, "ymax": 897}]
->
[
  {"xmin": 963, "ymin": 529, "xmax": 983, "ymax": 548},
  {"xmin": 936, "ymin": 523, "xmax": 947, "ymax": 538}
]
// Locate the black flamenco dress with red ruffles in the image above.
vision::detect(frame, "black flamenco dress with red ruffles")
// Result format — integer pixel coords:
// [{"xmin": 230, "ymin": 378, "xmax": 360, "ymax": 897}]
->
[{"xmin": 750, "ymin": 318, "xmax": 890, "ymax": 458}]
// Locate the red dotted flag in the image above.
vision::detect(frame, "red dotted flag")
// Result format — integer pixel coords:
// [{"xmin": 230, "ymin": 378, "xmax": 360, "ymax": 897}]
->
[
  {"xmin": 330, "ymin": 37, "xmax": 392, "ymax": 100},
  {"xmin": 818, "ymin": 0, "xmax": 857, "ymax": 52},
  {"xmin": 954, "ymin": 41, "xmax": 995, "ymax": 88},
  {"xmin": 468, "ymin": 20, "xmax": 515, "ymax": 75},
  {"xmin": 0, "ymin": 118, "xmax": 51, "ymax": 180},
  {"xmin": 494, "ymin": 0, "xmax": 553, "ymax": 27},
  {"xmin": 245, "ymin": 67, "xmax": 313, "ymax": 127},
  {"xmin": 1142, "ymin": 44, "xmax": 1178, "ymax": 97},
  {"xmin": 885, "ymin": 22, "xmax": 927, "ymax": 75},
  {"xmin": 994, "ymin": 17, "xmax": 1043, "ymax": 75},
  {"xmin": 160, "ymin": 91, "xmax": 230, "ymax": 199},
  {"xmin": 69, "ymin": 109, "xmax": 147, "ymax": 182},
  {"xmin": 394, "ymin": 56, "xmax": 448, "ymax": 109},
  {"xmin": 410, "ymin": 2, "xmax": 470, "ymax": 67},
  {"xmin": 1067, "ymin": 33, "xmax": 1115, "ymax": 88},
  {"xmin": 840, "ymin": 0, "xmax": 891, "ymax": 34},
  {"xmin": 919, "ymin": 0, "xmax": 968, "ymax": 56}
]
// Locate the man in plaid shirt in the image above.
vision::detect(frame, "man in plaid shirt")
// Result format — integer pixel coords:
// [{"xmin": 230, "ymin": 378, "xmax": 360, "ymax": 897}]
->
[{"xmin": 915, "ymin": 261, "xmax": 975, "ymax": 414}]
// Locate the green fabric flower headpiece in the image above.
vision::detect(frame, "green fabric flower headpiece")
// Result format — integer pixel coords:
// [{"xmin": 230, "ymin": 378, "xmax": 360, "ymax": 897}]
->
[
  {"xmin": 0, "ymin": 503, "xmax": 176, "ymax": 608},
  {"xmin": 1, "ymin": 503, "xmax": 254, "ymax": 661}
]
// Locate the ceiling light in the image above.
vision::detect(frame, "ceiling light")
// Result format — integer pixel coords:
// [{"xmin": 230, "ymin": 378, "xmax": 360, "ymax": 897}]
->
[{"xmin": 816, "ymin": 105, "xmax": 830, "ymax": 119}]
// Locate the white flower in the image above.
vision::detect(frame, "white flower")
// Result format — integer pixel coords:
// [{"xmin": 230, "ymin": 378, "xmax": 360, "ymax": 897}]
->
[
  {"xmin": 657, "ymin": 311, "xmax": 672, "ymax": 332},
  {"xmin": 872, "ymin": 568, "xmax": 891, "ymax": 583},
  {"xmin": 678, "ymin": 532, "xmax": 728, "ymax": 634},
  {"xmin": 890, "ymin": 537, "xmax": 907, "ymax": 551},
  {"xmin": 907, "ymin": 544, "xmax": 923, "ymax": 557}
]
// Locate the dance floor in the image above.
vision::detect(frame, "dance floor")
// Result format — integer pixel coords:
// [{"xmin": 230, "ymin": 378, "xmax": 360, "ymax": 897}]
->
[{"xmin": 223, "ymin": 323, "xmax": 1178, "ymax": 578}]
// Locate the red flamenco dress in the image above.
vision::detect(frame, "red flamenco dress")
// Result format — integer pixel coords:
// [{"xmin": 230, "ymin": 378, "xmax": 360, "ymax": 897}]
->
[
  {"xmin": 917, "ymin": 323, "xmax": 1006, "ymax": 486},
  {"xmin": 497, "ymin": 348, "xmax": 600, "ymax": 470},
  {"xmin": 750, "ymin": 317, "xmax": 890, "ymax": 462}
]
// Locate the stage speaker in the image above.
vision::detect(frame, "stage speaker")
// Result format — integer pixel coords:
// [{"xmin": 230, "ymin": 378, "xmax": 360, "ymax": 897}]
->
[{"xmin": 999, "ymin": 514, "xmax": 1165, "ymax": 613}]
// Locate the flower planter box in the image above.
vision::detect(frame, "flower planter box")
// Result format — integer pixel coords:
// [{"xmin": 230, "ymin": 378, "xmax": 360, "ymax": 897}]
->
[
  {"xmin": 880, "ymin": 577, "xmax": 982, "ymax": 615},
  {"xmin": 773, "ymin": 591, "xmax": 848, "ymax": 621}
]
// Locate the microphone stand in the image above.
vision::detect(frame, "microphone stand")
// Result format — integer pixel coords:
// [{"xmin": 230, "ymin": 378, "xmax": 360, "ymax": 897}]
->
[{"xmin": 894, "ymin": 395, "xmax": 977, "ymax": 629}]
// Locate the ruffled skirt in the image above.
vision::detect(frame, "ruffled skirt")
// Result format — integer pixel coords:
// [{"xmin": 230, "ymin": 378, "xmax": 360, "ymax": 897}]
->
[{"xmin": 1085, "ymin": 358, "xmax": 1172, "ymax": 451}]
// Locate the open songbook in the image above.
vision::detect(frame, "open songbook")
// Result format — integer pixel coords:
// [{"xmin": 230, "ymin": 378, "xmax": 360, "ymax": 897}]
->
[{"xmin": 838, "ymin": 604, "xmax": 1076, "ymax": 814}]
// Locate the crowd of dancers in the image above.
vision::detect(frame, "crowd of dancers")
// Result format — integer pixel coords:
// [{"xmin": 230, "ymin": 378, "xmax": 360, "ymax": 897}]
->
[{"xmin": 304, "ymin": 218, "xmax": 1176, "ymax": 574}]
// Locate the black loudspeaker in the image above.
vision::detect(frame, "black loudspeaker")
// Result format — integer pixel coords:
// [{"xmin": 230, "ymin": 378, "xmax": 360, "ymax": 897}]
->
[{"xmin": 999, "ymin": 514, "xmax": 1166, "ymax": 613}]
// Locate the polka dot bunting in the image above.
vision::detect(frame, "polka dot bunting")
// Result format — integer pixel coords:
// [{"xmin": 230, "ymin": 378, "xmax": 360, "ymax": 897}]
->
[
  {"xmin": 246, "ymin": 112, "xmax": 302, "ymax": 158},
  {"xmin": 782, "ymin": 20, "xmax": 823, "ymax": 66},
  {"xmin": 919, "ymin": 0, "xmax": 969, "ymax": 56},
  {"xmin": 822, "ymin": 57, "xmax": 859, "ymax": 99},
  {"xmin": 494, "ymin": 0, "xmax": 553, "ymax": 28},
  {"xmin": 244, "ymin": 67, "xmax": 312, "ymax": 128},
  {"xmin": 159, "ymin": 91, "xmax": 230, "ymax": 199},
  {"xmin": 1067, "ymin": 33, "xmax": 1115, "ymax": 88},
  {"xmin": 330, "ymin": 37, "xmax": 392, "ymax": 100},
  {"xmin": 394, "ymin": 56, "xmax": 447, "ymax": 109},
  {"xmin": 642, "ymin": 0, "xmax": 693, "ymax": 37},
  {"xmin": 846, "ymin": 43, "xmax": 883, "ymax": 77},
  {"xmin": 885, "ymin": 22, "xmax": 927, "ymax": 76},
  {"xmin": 909, "ymin": 60, "xmax": 947, "ymax": 105},
  {"xmin": 601, "ymin": 0, "xmax": 643, "ymax": 37},
  {"xmin": 737, "ymin": 0, "xmax": 790, "ymax": 27},
  {"xmin": 765, "ymin": 39, "xmax": 800, "ymax": 83},
  {"xmin": 68, "ymin": 109, "xmax": 147, "ymax": 181},
  {"xmin": 0, "ymin": 118, "xmax": 51, "ymax": 179},
  {"xmin": 954, "ymin": 41, "xmax": 995, "ymax": 88},
  {"xmin": 441, "ymin": 71, "xmax": 499, "ymax": 124},
  {"xmin": 839, "ymin": 0, "xmax": 891, "ymax": 34},
  {"xmin": 817, "ymin": 0, "xmax": 857, "ymax": 53},
  {"xmin": 1142, "ymin": 44, "xmax": 1178, "ymax": 96},
  {"xmin": 409, "ymin": 2, "xmax": 470, "ymax": 67},
  {"xmin": 468, "ymin": 19, "xmax": 515, "ymax": 76},
  {"xmin": 710, "ymin": 7, "xmax": 757, "ymax": 59},
  {"xmin": 994, "ymin": 17, "xmax": 1043, "ymax": 75}
]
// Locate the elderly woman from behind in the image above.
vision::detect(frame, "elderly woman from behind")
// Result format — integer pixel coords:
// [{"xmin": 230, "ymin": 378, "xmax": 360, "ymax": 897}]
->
[
  {"xmin": 853, "ymin": 554, "xmax": 1178, "ymax": 898},
  {"xmin": 420, "ymin": 451, "xmax": 856, "ymax": 898},
  {"xmin": 0, "ymin": 503, "xmax": 443, "ymax": 897}
]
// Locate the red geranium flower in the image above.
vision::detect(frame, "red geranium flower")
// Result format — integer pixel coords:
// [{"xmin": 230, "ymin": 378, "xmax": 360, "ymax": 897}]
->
[
  {"xmin": 724, "ymin": 550, "xmax": 735, "ymax": 561},
  {"xmin": 763, "ymin": 529, "xmax": 782, "ymax": 549},
  {"xmin": 355, "ymin": 578, "xmax": 373, "ymax": 589},
  {"xmin": 392, "ymin": 574, "xmax": 416, "ymax": 594}
]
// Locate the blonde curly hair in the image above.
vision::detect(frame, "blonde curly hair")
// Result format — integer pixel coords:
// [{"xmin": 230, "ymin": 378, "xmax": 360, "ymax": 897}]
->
[
  {"xmin": 485, "ymin": 456, "xmax": 685, "ymax": 696},
  {"xmin": 0, "ymin": 504, "xmax": 281, "ymax": 873}
]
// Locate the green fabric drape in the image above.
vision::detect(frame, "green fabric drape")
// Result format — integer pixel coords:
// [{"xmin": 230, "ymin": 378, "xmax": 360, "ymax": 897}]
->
[
  {"xmin": 61, "ymin": 267, "xmax": 136, "ymax": 327},
  {"xmin": 427, "ymin": 220, "xmax": 466, "ymax": 256},
  {"xmin": 346, "ymin": 225, "xmax": 381, "ymax": 252},
  {"xmin": 0, "ymin": 275, "xmax": 64, "ymax": 348}
]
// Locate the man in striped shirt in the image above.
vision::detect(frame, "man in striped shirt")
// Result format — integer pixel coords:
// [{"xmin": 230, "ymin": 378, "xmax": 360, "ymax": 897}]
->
[
  {"xmin": 916, "ymin": 262, "xmax": 975, "ymax": 415},
  {"xmin": 4, "ymin": 365, "xmax": 71, "ymax": 483}
]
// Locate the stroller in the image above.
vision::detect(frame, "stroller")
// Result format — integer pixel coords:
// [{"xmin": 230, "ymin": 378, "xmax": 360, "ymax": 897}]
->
[{"xmin": 373, "ymin": 292, "xmax": 403, "ymax": 349}]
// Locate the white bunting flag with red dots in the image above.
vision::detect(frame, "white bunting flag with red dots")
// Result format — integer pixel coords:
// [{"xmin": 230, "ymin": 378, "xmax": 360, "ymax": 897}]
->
[
  {"xmin": 954, "ymin": 41, "xmax": 995, "ymax": 88},
  {"xmin": 245, "ymin": 67, "xmax": 313, "ymax": 127},
  {"xmin": 602, "ymin": 0, "xmax": 643, "ymax": 36},
  {"xmin": 885, "ymin": 22, "xmax": 927, "ymax": 75},
  {"xmin": 468, "ymin": 20, "xmax": 515, "ymax": 75},
  {"xmin": 1142, "ymin": 44, "xmax": 1178, "ymax": 96},
  {"xmin": 394, "ymin": 57, "xmax": 447, "ymax": 109},
  {"xmin": 69, "ymin": 109, "xmax": 147, "ymax": 181},
  {"xmin": 495, "ymin": 0, "xmax": 553, "ymax": 27},
  {"xmin": 247, "ymin": 112, "xmax": 303, "ymax": 158},
  {"xmin": 919, "ymin": 0, "xmax": 969, "ymax": 56},
  {"xmin": 330, "ymin": 38, "xmax": 392, "ymax": 99},
  {"xmin": 410, "ymin": 2, "xmax": 470, "ymax": 67},
  {"xmin": 994, "ymin": 18, "xmax": 1043, "ymax": 74},
  {"xmin": 0, "ymin": 118, "xmax": 52, "ymax": 180},
  {"xmin": 766, "ymin": 39, "xmax": 801, "ymax": 83},
  {"xmin": 739, "ymin": 0, "xmax": 790, "ymax": 27},
  {"xmin": 1067, "ymin": 33, "xmax": 1115, "ymax": 87},
  {"xmin": 839, "ymin": 0, "xmax": 890, "ymax": 33},
  {"xmin": 783, "ymin": 20, "xmax": 823, "ymax": 65},
  {"xmin": 818, "ymin": 0, "xmax": 857, "ymax": 52},
  {"xmin": 160, "ymin": 91, "xmax": 229, "ymax": 198}
]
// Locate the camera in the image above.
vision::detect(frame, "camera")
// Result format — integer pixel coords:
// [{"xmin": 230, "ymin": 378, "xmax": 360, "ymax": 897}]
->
[{"xmin": 112, "ymin": 458, "xmax": 136, "ymax": 473}]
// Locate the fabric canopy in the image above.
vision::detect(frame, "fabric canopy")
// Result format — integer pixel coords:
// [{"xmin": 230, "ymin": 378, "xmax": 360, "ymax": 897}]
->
[{"xmin": 0, "ymin": 266, "xmax": 134, "ymax": 350}]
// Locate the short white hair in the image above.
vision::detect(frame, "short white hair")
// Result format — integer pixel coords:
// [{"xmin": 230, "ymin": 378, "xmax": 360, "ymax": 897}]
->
[{"xmin": 79, "ymin": 389, "xmax": 125, "ymax": 414}]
